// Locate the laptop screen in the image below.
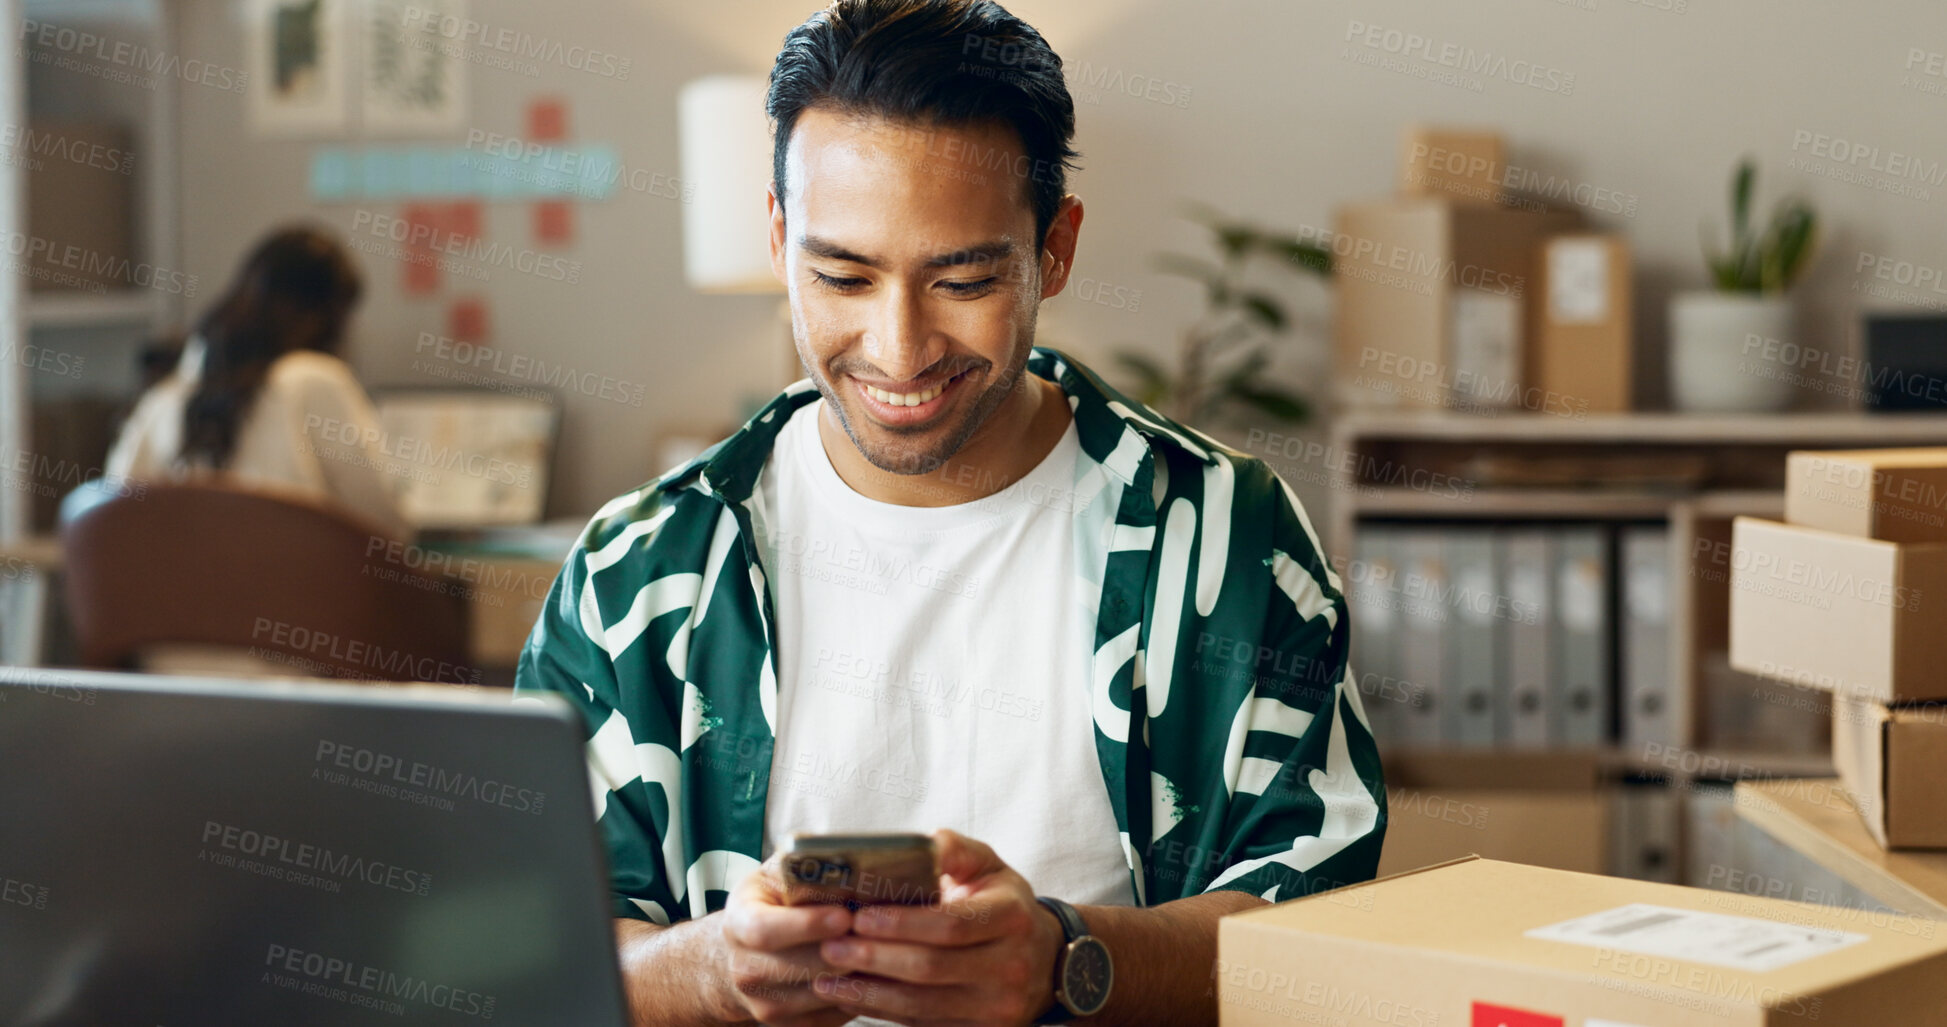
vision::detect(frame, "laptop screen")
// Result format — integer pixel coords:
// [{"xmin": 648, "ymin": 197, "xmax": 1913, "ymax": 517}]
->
[
  {"xmin": 0, "ymin": 668, "xmax": 627, "ymax": 1026},
  {"xmin": 374, "ymin": 390, "xmax": 559, "ymax": 531}
]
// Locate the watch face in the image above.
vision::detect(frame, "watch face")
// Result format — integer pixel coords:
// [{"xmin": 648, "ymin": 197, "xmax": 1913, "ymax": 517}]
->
[{"xmin": 1060, "ymin": 937, "xmax": 1113, "ymax": 1015}]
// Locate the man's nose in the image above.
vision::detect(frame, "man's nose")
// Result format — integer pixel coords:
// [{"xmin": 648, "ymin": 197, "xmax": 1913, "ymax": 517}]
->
[{"xmin": 860, "ymin": 287, "xmax": 941, "ymax": 382}]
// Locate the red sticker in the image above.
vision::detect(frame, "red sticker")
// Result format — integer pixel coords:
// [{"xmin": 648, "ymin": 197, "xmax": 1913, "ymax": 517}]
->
[
  {"xmin": 527, "ymin": 97, "xmax": 568, "ymax": 142},
  {"xmin": 446, "ymin": 200, "xmax": 483, "ymax": 241},
  {"xmin": 1471, "ymin": 1003, "xmax": 1563, "ymax": 1027},
  {"xmin": 404, "ymin": 246, "xmax": 441, "ymax": 295},
  {"xmin": 447, "ymin": 296, "xmax": 490, "ymax": 343},
  {"xmin": 534, "ymin": 200, "xmax": 574, "ymax": 245}
]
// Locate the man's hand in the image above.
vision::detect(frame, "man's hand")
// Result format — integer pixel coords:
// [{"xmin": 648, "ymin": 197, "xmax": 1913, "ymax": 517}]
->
[
  {"xmin": 814, "ymin": 828, "xmax": 1064, "ymax": 1026},
  {"xmin": 717, "ymin": 851, "xmax": 862, "ymax": 1026}
]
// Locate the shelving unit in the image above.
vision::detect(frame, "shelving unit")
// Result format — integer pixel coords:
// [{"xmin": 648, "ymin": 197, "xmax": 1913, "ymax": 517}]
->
[
  {"xmin": 1327, "ymin": 407, "xmax": 1947, "ymax": 887},
  {"xmin": 1328, "ymin": 407, "xmax": 1947, "ymax": 763},
  {"xmin": 25, "ymin": 290, "xmax": 165, "ymax": 330},
  {"xmin": 0, "ymin": 0, "xmax": 183, "ymax": 540}
]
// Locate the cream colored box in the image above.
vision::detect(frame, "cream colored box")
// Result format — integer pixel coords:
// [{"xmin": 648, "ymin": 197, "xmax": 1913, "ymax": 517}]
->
[
  {"xmin": 1219, "ymin": 856, "xmax": 1947, "ymax": 1027},
  {"xmin": 1727, "ymin": 517, "xmax": 1947, "ymax": 704},
  {"xmin": 1786, "ymin": 448, "xmax": 1947, "ymax": 544}
]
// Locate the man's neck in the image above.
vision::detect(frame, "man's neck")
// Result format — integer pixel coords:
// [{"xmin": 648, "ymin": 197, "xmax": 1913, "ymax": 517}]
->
[{"xmin": 817, "ymin": 372, "xmax": 1072, "ymax": 508}]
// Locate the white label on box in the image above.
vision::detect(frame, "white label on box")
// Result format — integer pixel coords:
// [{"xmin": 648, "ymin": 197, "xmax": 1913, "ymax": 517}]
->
[
  {"xmin": 1449, "ymin": 289, "xmax": 1522, "ymax": 405},
  {"xmin": 1525, "ymin": 902, "xmax": 1868, "ymax": 973},
  {"xmin": 1547, "ymin": 238, "xmax": 1610, "ymax": 324}
]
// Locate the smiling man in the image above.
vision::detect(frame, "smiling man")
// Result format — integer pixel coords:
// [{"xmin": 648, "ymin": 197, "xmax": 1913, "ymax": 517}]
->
[{"xmin": 513, "ymin": 2, "xmax": 1385, "ymax": 1025}]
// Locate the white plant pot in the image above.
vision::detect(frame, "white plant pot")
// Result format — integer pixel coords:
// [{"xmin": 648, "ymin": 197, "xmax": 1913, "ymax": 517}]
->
[{"xmin": 1667, "ymin": 291, "xmax": 1797, "ymax": 412}]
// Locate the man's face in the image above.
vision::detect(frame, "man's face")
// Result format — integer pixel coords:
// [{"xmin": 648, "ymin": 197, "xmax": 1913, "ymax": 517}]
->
[{"xmin": 768, "ymin": 108, "xmax": 1071, "ymax": 476}]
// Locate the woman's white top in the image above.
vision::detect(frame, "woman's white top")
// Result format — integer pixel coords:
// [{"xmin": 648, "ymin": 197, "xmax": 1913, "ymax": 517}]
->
[{"xmin": 104, "ymin": 336, "xmax": 411, "ymax": 539}]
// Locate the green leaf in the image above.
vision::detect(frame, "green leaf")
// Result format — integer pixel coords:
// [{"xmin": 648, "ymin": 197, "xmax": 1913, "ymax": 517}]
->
[
  {"xmin": 1153, "ymin": 252, "xmax": 1229, "ymax": 305},
  {"xmin": 1112, "ymin": 351, "xmax": 1172, "ymax": 406},
  {"xmin": 1152, "ymin": 252, "xmax": 1223, "ymax": 285},
  {"xmin": 1763, "ymin": 202, "xmax": 1816, "ymax": 292},
  {"xmin": 1261, "ymin": 237, "xmax": 1334, "ymax": 276},
  {"xmin": 1214, "ymin": 225, "xmax": 1258, "ymax": 260},
  {"xmin": 1219, "ymin": 348, "xmax": 1270, "ymax": 388},
  {"xmin": 1237, "ymin": 292, "xmax": 1288, "ymax": 331},
  {"xmin": 1226, "ymin": 382, "xmax": 1311, "ymax": 423},
  {"xmin": 1731, "ymin": 158, "xmax": 1755, "ymax": 250}
]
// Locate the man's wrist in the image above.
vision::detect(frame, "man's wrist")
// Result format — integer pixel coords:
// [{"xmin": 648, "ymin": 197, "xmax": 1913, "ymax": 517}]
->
[
  {"xmin": 623, "ymin": 913, "xmax": 749, "ymax": 1025},
  {"xmin": 1029, "ymin": 899, "xmax": 1067, "ymax": 1023}
]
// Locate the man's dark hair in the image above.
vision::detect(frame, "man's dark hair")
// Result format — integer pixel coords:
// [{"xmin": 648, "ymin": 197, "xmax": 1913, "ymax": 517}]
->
[{"xmin": 767, "ymin": 0, "xmax": 1080, "ymax": 251}]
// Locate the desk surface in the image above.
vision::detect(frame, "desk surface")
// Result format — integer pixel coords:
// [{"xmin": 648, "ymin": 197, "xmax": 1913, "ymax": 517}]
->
[{"xmin": 1734, "ymin": 778, "xmax": 1947, "ymax": 919}]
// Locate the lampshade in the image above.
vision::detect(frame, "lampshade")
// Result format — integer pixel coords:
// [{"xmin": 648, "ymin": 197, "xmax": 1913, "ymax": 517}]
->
[{"xmin": 678, "ymin": 74, "xmax": 782, "ymax": 294}]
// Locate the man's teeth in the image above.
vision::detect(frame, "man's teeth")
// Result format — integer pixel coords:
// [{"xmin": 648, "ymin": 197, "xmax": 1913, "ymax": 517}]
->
[{"xmin": 865, "ymin": 380, "xmax": 947, "ymax": 407}]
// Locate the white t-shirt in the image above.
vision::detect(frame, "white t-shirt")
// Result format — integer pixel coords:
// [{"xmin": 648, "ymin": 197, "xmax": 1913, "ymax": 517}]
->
[
  {"xmin": 751, "ymin": 397, "xmax": 1136, "ymax": 910},
  {"xmin": 104, "ymin": 336, "xmax": 411, "ymax": 540}
]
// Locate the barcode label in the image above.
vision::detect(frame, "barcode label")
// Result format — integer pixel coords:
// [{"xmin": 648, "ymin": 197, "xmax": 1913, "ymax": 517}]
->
[
  {"xmin": 1525, "ymin": 902, "xmax": 1868, "ymax": 974},
  {"xmin": 1594, "ymin": 911, "xmax": 1682, "ymax": 937}
]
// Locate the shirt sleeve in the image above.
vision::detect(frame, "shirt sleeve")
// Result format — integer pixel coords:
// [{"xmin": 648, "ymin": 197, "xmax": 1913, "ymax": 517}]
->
[
  {"xmin": 513, "ymin": 509, "xmax": 687, "ymax": 926},
  {"xmin": 1193, "ymin": 477, "xmax": 1387, "ymax": 903}
]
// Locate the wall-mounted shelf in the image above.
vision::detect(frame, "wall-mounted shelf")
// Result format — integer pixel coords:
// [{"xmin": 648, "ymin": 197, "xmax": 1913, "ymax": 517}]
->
[{"xmin": 25, "ymin": 290, "xmax": 162, "ymax": 329}]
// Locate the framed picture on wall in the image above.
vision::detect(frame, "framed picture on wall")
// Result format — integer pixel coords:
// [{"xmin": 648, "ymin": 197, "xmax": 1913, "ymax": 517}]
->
[
  {"xmin": 362, "ymin": 0, "xmax": 470, "ymax": 135},
  {"xmin": 244, "ymin": 0, "xmax": 351, "ymax": 136}
]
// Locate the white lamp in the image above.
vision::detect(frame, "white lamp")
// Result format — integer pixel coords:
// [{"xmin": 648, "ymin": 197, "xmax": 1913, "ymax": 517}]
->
[
  {"xmin": 678, "ymin": 73, "xmax": 801, "ymax": 389},
  {"xmin": 678, "ymin": 74, "xmax": 782, "ymax": 294}
]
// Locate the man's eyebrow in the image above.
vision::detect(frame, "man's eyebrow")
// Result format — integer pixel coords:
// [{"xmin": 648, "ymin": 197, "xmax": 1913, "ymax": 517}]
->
[{"xmin": 797, "ymin": 235, "xmax": 1015, "ymax": 271}]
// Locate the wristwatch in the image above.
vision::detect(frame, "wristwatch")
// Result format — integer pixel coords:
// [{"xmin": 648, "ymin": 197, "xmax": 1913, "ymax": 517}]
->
[{"xmin": 1034, "ymin": 896, "xmax": 1113, "ymax": 1023}]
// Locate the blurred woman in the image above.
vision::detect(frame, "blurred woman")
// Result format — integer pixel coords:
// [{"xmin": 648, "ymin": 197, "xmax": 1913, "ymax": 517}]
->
[{"xmin": 104, "ymin": 224, "xmax": 411, "ymax": 540}]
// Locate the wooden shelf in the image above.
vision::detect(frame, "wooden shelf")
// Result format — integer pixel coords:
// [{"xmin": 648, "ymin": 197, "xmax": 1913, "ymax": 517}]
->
[
  {"xmin": 1334, "ymin": 409, "xmax": 1947, "ymax": 446},
  {"xmin": 25, "ymin": 291, "xmax": 161, "ymax": 329},
  {"xmin": 1352, "ymin": 487, "xmax": 1683, "ymax": 520},
  {"xmin": 1380, "ymin": 745, "xmax": 1833, "ymax": 783},
  {"xmin": 1736, "ymin": 778, "xmax": 1947, "ymax": 919}
]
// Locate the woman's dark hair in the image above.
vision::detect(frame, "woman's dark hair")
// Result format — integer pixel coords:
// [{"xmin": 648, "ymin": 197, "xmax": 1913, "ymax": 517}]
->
[
  {"xmin": 766, "ymin": 0, "xmax": 1080, "ymax": 250},
  {"xmin": 181, "ymin": 225, "xmax": 362, "ymax": 468}
]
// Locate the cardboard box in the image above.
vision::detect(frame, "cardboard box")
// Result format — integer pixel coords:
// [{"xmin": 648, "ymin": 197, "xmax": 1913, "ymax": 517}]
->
[
  {"xmin": 1218, "ymin": 856, "xmax": 1947, "ymax": 1027},
  {"xmin": 1333, "ymin": 197, "xmax": 1582, "ymax": 410},
  {"xmin": 1786, "ymin": 449, "xmax": 1947, "ymax": 544},
  {"xmin": 1399, "ymin": 125, "xmax": 1506, "ymax": 205},
  {"xmin": 24, "ymin": 120, "xmax": 135, "ymax": 293},
  {"xmin": 1728, "ymin": 517, "xmax": 1947, "ymax": 704},
  {"xmin": 1378, "ymin": 752, "xmax": 1608, "ymax": 876},
  {"xmin": 1533, "ymin": 234, "xmax": 1632, "ymax": 412},
  {"xmin": 1833, "ymin": 692, "xmax": 1947, "ymax": 849}
]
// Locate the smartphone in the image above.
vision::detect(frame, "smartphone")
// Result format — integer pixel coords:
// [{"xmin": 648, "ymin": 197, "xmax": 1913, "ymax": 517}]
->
[{"xmin": 776, "ymin": 832, "xmax": 941, "ymax": 909}]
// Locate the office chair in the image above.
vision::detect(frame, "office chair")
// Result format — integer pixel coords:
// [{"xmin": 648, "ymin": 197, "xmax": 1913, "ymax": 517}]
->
[{"xmin": 58, "ymin": 479, "xmax": 475, "ymax": 684}]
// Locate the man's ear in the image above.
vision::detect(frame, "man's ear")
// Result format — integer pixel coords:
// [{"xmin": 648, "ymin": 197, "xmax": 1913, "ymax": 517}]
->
[
  {"xmin": 1039, "ymin": 194, "xmax": 1084, "ymax": 301},
  {"xmin": 767, "ymin": 183, "xmax": 789, "ymax": 288}
]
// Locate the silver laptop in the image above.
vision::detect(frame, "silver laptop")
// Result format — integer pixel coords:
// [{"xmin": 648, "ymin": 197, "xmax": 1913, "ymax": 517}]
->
[{"xmin": 0, "ymin": 668, "xmax": 628, "ymax": 1027}]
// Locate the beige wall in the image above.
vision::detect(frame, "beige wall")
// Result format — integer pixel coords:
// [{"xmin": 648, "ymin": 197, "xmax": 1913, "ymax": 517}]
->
[{"xmin": 173, "ymin": 0, "xmax": 1947, "ymax": 526}]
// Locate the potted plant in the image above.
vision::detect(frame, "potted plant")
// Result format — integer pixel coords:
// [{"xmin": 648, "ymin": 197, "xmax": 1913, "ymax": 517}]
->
[
  {"xmin": 1668, "ymin": 158, "xmax": 1817, "ymax": 412},
  {"xmin": 1113, "ymin": 204, "xmax": 1332, "ymax": 428}
]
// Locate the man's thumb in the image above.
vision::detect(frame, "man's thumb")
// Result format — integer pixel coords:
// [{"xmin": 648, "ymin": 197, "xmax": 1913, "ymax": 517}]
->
[{"xmin": 933, "ymin": 828, "xmax": 1005, "ymax": 883}]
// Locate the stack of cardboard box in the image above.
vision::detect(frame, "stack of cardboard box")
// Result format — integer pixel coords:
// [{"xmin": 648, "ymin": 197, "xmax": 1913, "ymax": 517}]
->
[
  {"xmin": 1728, "ymin": 448, "xmax": 1947, "ymax": 849},
  {"xmin": 1333, "ymin": 126, "xmax": 1634, "ymax": 414}
]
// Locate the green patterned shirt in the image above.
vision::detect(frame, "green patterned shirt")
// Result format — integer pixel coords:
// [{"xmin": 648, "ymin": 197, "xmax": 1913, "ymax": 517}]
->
[{"xmin": 513, "ymin": 347, "xmax": 1386, "ymax": 924}]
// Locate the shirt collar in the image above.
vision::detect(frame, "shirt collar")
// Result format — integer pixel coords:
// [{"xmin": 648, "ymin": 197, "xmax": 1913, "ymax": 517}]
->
[{"xmin": 675, "ymin": 346, "xmax": 1218, "ymax": 506}]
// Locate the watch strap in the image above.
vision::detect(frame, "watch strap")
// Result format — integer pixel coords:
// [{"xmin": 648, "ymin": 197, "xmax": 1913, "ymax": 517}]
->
[
  {"xmin": 1034, "ymin": 897, "xmax": 1086, "ymax": 1024},
  {"xmin": 1036, "ymin": 896, "xmax": 1088, "ymax": 943}
]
